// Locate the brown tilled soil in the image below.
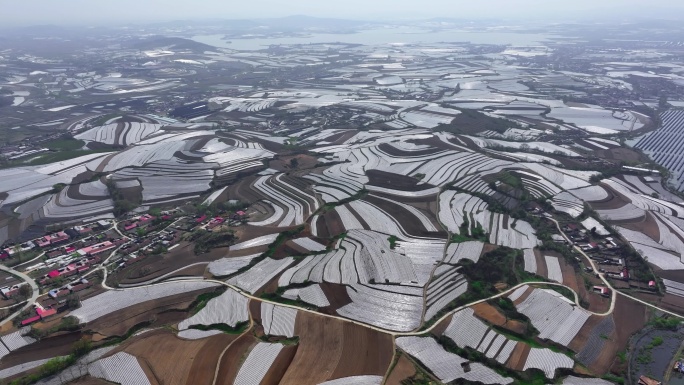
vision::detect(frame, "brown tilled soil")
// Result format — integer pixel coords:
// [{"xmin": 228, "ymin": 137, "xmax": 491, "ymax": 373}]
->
[
  {"xmin": 115, "ymin": 243, "xmax": 228, "ymax": 285},
  {"xmin": 322, "ymin": 209, "xmax": 345, "ymax": 237},
  {"xmin": 226, "ymin": 175, "xmax": 262, "ymax": 203},
  {"xmin": 430, "ymin": 315, "xmax": 453, "ymax": 337},
  {"xmin": 250, "ymin": 300, "xmax": 262, "ymax": 322},
  {"xmin": 612, "ymin": 295, "xmax": 648, "ymax": 353},
  {"xmin": 0, "ymin": 332, "xmax": 85, "ymax": 369},
  {"xmin": 66, "ymin": 376, "xmax": 114, "ymax": 385},
  {"xmin": 366, "ymin": 170, "xmax": 436, "ymax": 192},
  {"xmin": 269, "ymin": 154, "xmax": 318, "ymax": 172},
  {"xmin": 568, "ymin": 314, "xmax": 605, "ymax": 352},
  {"xmin": 111, "ymin": 329, "xmax": 201, "ymax": 385},
  {"xmin": 506, "ymin": 342, "xmax": 529, "ymax": 370},
  {"xmin": 620, "ymin": 211, "xmax": 660, "ymax": 241},
  {"xmin": 279, "ymin": 311, "xmax": 393, "ymax": 385},
  {"xmin": 328, "ymin": 130, "xmax": 359, "ymax": 145},
  {"xmin": 261, "ymin": 345, "xmax": 299, "ymax": 385},
  {"xmin": 346, "ymin": 203, "xmax": 370, "ymax": 229},
  {"xmin": 86, "ymin": 288, "xmax": 214, "ymax": 337},
  {"xmin": 320, "ymin": 283, "xmax": 352, "ymax": 314},
  {"xmin": 386, "ymin": 354, "xmax": 417, "ymax": 385},
  {"xmin": 364, "ymin": 196, "xmax": 446, "ymax": 238},
  {"xmin": 533, "ymin": 248, "xmax": 548, "ymax": 279},
  {"xmin": 186, "ymin": 333, "xmax": 240, "ymax": 385},
  {"xmin": 511, "ymin": 286, "xmax": 533, "ymax": 306},
  {"xmin": 472, "ymin": 302, "xmax": 527, "ymax": 335},
  {"xmin": 215, "ymin": 334, "xmax": 258, "ymax": 385},
  {"xmin": 594, "ymin": 147, "xmax": 644, "ymax": 162}
]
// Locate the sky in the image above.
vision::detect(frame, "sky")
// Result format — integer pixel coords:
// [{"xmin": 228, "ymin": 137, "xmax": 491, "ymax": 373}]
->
[{"xmin": 1, "ymin": 0, "xmax": 682, "ymax": 26}]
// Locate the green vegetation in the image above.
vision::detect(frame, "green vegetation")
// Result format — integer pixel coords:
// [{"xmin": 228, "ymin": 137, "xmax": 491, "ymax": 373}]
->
[
  {"xmin": 189, "ymin": 321, "xmax": 249, "ymax": 335},
  {"xmin": 44, "ymin": 138, "xmax": 86, "ymax": 151},
  {"xmin": 650, "ymin": 316, "xmax": 681, "ymax": 330},
  {"xmin": 436, "ymin": 335, "xmax": 550, "ymax": 385},
  {"xmin": 388, "ymin": 235, "xmax": 399, "ymax": 249},
  {"xmin": 495, "ymin": 171, "xmax": 523, "ymax": 190},
  {"xmin": 106, "ymin": 180, "xmax": 139, "ymax": 217},
  {"xmin": 423, "ymin": 247, "xmax": 537, "ymax": 330},
  {"xmin": 8, "ymin": 338, "xmax": 92, "ymax": 385},
  {"xmin": 190, "ymin": 228, "xmax": 236, "ymax": 254}
]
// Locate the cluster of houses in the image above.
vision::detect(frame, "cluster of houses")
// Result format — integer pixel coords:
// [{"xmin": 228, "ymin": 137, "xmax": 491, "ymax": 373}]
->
[
  {"xmin": 1, "ymin": 283, "xmax": 27, "ymax": 300},
  {"xmin": 20, "ymin": 303, "xmax": 57, "ymax": 327},
  {"xmin": 0, "ymin": 220, "xmax": 111, "ymax": 260},
  {"xmin": 36, "ymin": 240, "xmax": 119, "ymax": 285}
]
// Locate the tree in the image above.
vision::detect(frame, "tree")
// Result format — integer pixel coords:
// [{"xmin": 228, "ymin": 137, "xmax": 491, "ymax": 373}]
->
[
  {"xmin": 289, "ymin": 157, "xmax": 299, "ymax": 169},
  {"xmin": 18, "ymin": 284, "xmax": 31, "ymax": 300}
]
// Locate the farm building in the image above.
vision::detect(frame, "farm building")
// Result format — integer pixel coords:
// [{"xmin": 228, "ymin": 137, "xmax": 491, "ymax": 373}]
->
[{"xmin": 78, "ymin": 241, "xmax": 116, "ymax": 256}]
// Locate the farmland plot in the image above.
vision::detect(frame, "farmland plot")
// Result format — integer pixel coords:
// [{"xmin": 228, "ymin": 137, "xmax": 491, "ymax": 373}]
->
[
  {"xmin": 261, "ymin": 303, "xmax": 298, "ymax": 337},
  {"xmin": 552, "ymin": 192, "xmax": 584, "ymax": 217},
  {"xmin": 542, "ymin": 256, "xmax": 562, "ymax": 283},
  {"xmin": 424, "ymin": 264, "xmax": 468, "ymax": 321},
  {"xmin": 396, "ymin": 336, "xmax": 513, "ymax": 384},
  {"xmin": 516, "ymin": 288, "xmax": 590, "ymax": 346},
  {"xmin": 337, "ymin": 283, "xmax": 424, "ymax": 332},
  {"xmin": 88, "ymin": 352, "xmax": 151, "ymax": 385},
  {"xmin": 319, "ymin": 376, "xmax": 383, "ymax": 385},
  {"xmin": 234, "ymin": 343, "xmax": 284, "ymax": 385},
  {"xmin": 522, "ymin": 348, "xmax": 574, "ymax": 379},
  {"xmin": 178, "ymin": 288, "xmax": 249, "ymax": 330},
  {"xmin": 207, "ymin": 254, "xmax": 259, "ymax": 276},
  {"xmin": 228, "ymin": 257, "xmax": 294, "ymax": 293},
  {"xmin": 444, "ymin": 241, "xmax": 485, "ymax": 264},
  {"xmin": 71, "ymin": 281, "xmax": 219, "ymax": 323}
]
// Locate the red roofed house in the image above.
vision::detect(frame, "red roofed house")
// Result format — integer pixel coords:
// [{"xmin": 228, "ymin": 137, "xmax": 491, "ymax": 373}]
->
[
  {"xmin": 50, "ymin": 232, "xmax": 70, "ymax": 245},
  {"xmin": 124, "ymin": 223, "xmax": 137, "ymax": 231},
  {"xmin": 47, "ymin": 270, "xmax": 60, "ymax": 279},
  {"xmin": 621, "ymin": 267, "xmax": 630, "ymax": 280},
  {"xmin": 21, "ymin": 315, "xmax": 41, "ymax": 326},
  {"xmin": 196, "ymin": 215, "xmax": 208, "ymax": 223},
  {"xmin": 79, "ymin": 241, "xmax": 116, "ymax": 256}
]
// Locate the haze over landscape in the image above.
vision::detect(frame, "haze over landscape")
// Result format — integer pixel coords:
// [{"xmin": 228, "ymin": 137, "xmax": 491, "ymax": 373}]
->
[
  {"xmin": 1, "ymin": 2, "xmax": 684, "ymax": 385},
  {"xmin": 2, "ymin": 0, "xmax": 684, "ymax": 25}
]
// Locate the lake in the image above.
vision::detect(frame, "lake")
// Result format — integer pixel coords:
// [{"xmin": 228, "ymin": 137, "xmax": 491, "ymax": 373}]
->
[{"xmin": 191, "ymin": 27, "xmax": 556, "ymax": 50}]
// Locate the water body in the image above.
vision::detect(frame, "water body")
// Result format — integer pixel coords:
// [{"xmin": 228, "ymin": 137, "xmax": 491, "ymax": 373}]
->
[{"xmin": 192, "ymin": 27, "xmax": 555, "ymax": 50}]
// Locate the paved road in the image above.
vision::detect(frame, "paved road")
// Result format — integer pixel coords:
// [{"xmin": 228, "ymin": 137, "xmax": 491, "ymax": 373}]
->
[{"xmin": 0, "ymin": 263, "xmax": 39, "ymax": 326}]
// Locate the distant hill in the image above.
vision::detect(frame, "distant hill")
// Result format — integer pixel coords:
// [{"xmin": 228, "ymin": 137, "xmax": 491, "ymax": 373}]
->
[{"xmin": 128, "ymin": 36, "xmax": 216, "ymax": 53}]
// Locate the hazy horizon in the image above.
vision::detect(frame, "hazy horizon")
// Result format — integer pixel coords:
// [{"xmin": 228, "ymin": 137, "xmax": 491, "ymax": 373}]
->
[{"xmin": 1, "ymin": 0, "xmax": 684, "ymax": 27}]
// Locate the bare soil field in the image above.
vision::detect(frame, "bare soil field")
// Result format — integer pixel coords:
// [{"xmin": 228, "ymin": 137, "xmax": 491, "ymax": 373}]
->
[
  {"xmin": 377, "ymin": 142, "xmax": 441, "ymax": 157},
  {"xmin": 506, "ymin": 342, "xmax": 529, "ymax": 370},
  {"xmin": 115, "ymin": 242, "xmax": 228, "ymax": 286},
  {"xmin": 430, "ymin": 314, "xmax": 453, "ymax": 337},
  {"xmin": 511, "ymin": 285, "xmax": 533, "ymax": 306},
  {"xmin": 261, "ymin": 345, "xmax": 299, "ymax": 385},
  {"xmin": 363, "ymin": 196, "xmax": 446, "ymax": 238},
  {"xmin": 366, "ymin": 170, "xmax": 436, "ymax": 192},
  {"xmin": 320, "ymin": 209, "xmax": 345, "ymax": 238},
  {"xmin": 269, "ymin": 154, "xmax": 318, "ymax": 172},
  {"xmin": 472, "ymin": 302, "xmax": 527, "ymax": 335},
  {"xmin": 620, "ymin": 211, "xmax": 660, "ymax": 241},
  {"xmin": 320, "ymin": 282, "xmax": 352, "ymax": 314},
  {"xmin": 326, "ymin": 130, "xmax": 358, "ymax": 145},
  {"xmin": 0, "ymin": 332, "xmax": 84, "ymax": 369},
  {"xmin": 279, "ymin": 310, "xmax": 393, "ymax": 384},
  {"xmin": 226, "ymin": 175, "xmax": 263, "ymax": 203},
  {"xmin": 594, "ymin": 147, "xmax": 644, "ymax": 163},
  {"xmin": 215, "ymin": 333, "xmax": 258, "ymax": 385},
  {"xmin": 86, "ymin": 288, "xmax": 216, "ymax": 337},
  {"xmin": 66, "ymin": 376, "xmax": 113, "ymax": 385},
  {"xmin": 534, "ymin": 249, "xmax": 548, "ymax": 280},
  {"xmin": 613, "ymin": 295, "xmax": 648, "ymax": 354},
  {"xmin": 386, "ymin": 354, "xmax": 416, "ymax": 385}
]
